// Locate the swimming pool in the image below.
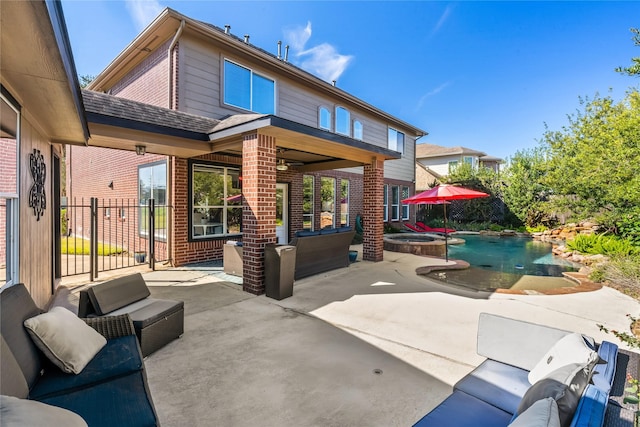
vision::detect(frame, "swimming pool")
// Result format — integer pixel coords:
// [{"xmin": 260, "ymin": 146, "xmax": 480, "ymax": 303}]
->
[{"xmin": 423, "ymin": 234, "xmax": 581, "ymax": 291}]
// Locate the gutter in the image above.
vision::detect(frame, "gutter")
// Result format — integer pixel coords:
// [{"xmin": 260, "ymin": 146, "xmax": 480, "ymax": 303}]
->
[{"xmin": 168, "ymin": 20, "xmax": 185, "ymax": 109}]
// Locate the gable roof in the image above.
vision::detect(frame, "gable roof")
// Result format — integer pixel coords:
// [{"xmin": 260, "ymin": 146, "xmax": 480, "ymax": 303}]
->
[
  {"xmin": 416, "ymin": 143, "xmax": 486, "ymax": 159},
  {"xmin": 88, "ymin": 7, "xmax": 426, "ymax": 138}
]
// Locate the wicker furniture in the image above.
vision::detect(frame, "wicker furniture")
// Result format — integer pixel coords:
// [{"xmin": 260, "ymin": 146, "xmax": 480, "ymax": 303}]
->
[
  {"xmin": 0, "ymin": 283, "xmax": 159, "ymax": 426},
  {"xmin": 78, "ymin": 273, "xmax": 184, "ymax": 357},
  {"xmin": 290, "ymin": 227, "xmax": 356, "ymax": 280}
]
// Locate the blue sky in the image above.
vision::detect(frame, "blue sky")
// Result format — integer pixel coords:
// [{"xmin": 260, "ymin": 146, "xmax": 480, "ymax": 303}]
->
[{"xmin": 62, "ymin": 1, "xmax": 640, "ymax": 160}]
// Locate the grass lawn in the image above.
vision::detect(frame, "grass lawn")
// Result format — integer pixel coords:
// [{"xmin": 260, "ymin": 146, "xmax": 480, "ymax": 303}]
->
[{"xmin": 61, "ymin": 237, "xmax": 124, "ymax": 255}]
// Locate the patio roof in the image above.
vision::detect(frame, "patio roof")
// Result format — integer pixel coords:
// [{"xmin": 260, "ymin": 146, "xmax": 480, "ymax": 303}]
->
[{"xmin": 82, "ymin": 90, "xmax": 400, "ymax": 170}]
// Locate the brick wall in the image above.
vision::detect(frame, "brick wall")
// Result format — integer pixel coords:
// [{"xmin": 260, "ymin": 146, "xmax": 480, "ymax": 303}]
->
[
  {"xmin": 110, "ymin": 40, "xmax": 171, "ymax": 108},
  {"xmin": 363, "ymin": 160, "xmax": 385, "ymax": 261},
  {"xmin": 0, "ymin": 137, "xmax": 17, "ymax": 267}
]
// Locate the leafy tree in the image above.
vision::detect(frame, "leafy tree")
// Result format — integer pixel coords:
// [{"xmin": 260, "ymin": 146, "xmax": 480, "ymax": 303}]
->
[
  {"xmin": 616, "ymin": 28, "xmax": 640, "ymax": 77},
  {"xmin": 79, "ymin": 75, "xmax": 95, "ymax": 88},
  {"xmin": 540, "ymin": 90, "xmax": 640, "ymax": 225},
  {"xmin": 501, "ymin": 147, "xmax": 551, "ymax": 226}
]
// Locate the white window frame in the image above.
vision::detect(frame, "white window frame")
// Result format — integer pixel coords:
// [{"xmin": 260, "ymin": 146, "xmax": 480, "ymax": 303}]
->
[
  {"xmin": 223, "ymin": 58, "xmax": 276, "ymax": 114},
  {"xmin": 382, "ymin": 185, "xmax": 388, "ymax": 222},
  {"xmin": 353, "ymin": 120, "xmax": 363, "ymax": 140},
  {"xmin": 303, "ymin": 175, "xmax": 314, "ymax": 231},
  {"xmin": 138, "ymin": 160, "xmax": 167, "ymax": 241},
  {"xmin": 1, "ymin": 90, "xmax": 20, "ymax": 289},
  {"xmin": 401, "ymin": 186, "xmax": 410, "ymax": 220},
  {"xmin": 340, "ymin": 179, "xmax": 349, "ymax": 227},
  {"xmin": 448, "ymin": 160, "xmax": 459, "ymax": 173},
  {"xmin": 335, "ymin": 106, "xmax": 351, "ymax": 136},
  {"xmin": 318, "ymin": 106, "xmax": 332, "ymax": 131},
  {"xmin": 388, "ymin": 127, "xmax": 405, "ymax": 154},
  {"xmin": 391, "ymin": 185, "xmax": 400, "ymax": 221}
]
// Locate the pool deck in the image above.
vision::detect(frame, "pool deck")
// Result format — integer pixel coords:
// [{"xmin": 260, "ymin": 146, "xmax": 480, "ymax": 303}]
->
[{"xmin": 71, "ymin": 248, "xmax": 640, "ymax": 426}]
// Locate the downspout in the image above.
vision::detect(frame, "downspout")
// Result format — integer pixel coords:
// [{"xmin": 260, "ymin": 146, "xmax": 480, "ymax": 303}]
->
[{"xmin": 167, "ymin": 20, "xmax": 184, "ymax": 267}]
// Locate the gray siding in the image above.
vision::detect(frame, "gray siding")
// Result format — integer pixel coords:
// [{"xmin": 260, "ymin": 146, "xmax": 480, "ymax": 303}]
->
[{"xmin": 178, "ymin": 34, "xmax": 415, "ymax": 182}]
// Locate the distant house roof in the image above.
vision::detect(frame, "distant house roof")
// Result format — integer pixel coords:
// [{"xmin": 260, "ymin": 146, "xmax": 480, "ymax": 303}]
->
[{"xmin": 416, "ymin": 143, "xmax": 486, "ymax": 159}]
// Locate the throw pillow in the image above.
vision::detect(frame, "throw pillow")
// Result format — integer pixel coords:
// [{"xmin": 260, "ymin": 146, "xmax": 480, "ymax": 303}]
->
[
  {"xmin": 23, "ymin": 306, "xmax": 106, "ymax": 374},
  {"xmin": 517, "ymin": 379, "xmax": 574, "ymax": 427},
  {"xmin": 509, "ymin": 397, "xmax": 560, "ymax": 427},
  {"xmin": 0, "ymin": 395, "xmax": 88, "ymax": 427},
  {"xmin": 528, "ymin": 333, "xmax": 597, "ymax": 384}
]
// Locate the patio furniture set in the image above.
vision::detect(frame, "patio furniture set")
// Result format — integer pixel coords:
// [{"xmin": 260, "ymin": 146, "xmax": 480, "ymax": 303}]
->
[
  {"xmin": 1, "ymin": 274, "xmax": 184, "ymax": 426},
  {"xmin": 413, "ymin": 313, "xmax": 622, "ymax": 427}
]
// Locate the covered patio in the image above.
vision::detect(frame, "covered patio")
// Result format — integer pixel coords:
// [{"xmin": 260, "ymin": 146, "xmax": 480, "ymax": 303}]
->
[{"xmin": 81, "ymin": 90, "xmax": 400, "ymax": 294}]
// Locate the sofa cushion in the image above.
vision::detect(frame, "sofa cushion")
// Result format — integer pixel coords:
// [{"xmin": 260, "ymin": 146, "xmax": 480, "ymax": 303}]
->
[
  {"xmin": 320, "ymin": 227, "xmax": 338, "ymax": 234},
  {"xmin": 296, "ymin": 230, "xmax": 319, "ymax": 237},
  {"xmin": 24, "ymin": 307, "xmax": 107, "ymax": 375},
  {"xmin": 87, "ymin": 273, "xmax": 151, "ymax": 315},
  {"xmin": 591, "ymin": 341, "xmax": 618, "ymax": 392},
  {"xmin": 569, "ymin": 384, "xmax": 608, "ymax": 427},
  {"xmin": 38, "ymin": 371, "xmax": 158, "ymax": 427},
  {"xmin": 413, "ymin": 390, "xmax": 513, "ymax": 427},
  {"xmin": 1, "ymin": 335, "xmax": 29, "ymax": 398},
  {"xmin": 109, "ymin": 298, "xmax": 184, "ymax": 329},
  {"xmin": 509, "ymin": 397, "xmax": 560, "ymax": 427},
  {"xmin": 0, "ymin": 283, "xmax": 44, "ymax": 388},
  {"xmin": 29, "ymin": 335, "xmax": 143, "ymax": 400},
  {"xmin": 0, "ymin": 395, "xmax": 87, "ymax": 427},
  {"xmin": 337, "ymin": 226, "xmax": 352, "ymax": 233},
  {"xmin": 528, "ymin": 333, "xmax": 597, "ymax": 384},
  {"xmin": 454, "ymin": 359, "xmax": 531, "ymax": 414}
]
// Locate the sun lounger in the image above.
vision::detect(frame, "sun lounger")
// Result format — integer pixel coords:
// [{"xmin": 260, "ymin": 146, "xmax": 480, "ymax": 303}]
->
[
  {"xmin": 416, "ymin": 222, "xmax": 456, "ymax": 234},
  {"xmin": 403, "ymin": 223, "xmax": 426, "ymax": 233}
]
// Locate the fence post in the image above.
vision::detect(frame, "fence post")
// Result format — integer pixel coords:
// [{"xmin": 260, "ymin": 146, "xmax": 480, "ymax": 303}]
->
[
  {"xmin": 90, "ymin": 197, "xmax": 98, "ymax": 281},
  {"xmin": 148, "ymin": 198, "xmax": 155, "ymax": 271}
]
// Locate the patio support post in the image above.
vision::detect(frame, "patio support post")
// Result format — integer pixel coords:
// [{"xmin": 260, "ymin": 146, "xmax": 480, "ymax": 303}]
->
[
  {"xmin": 241, "ymin": 132, "xmax": 277, "ymax": 295},
  {"xmin": 362, "ymin": 158, "xmax": 384, "ymax": 262}
]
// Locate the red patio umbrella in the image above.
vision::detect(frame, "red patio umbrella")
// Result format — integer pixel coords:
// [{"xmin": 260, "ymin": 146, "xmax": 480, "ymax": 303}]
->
[{"xmin": 402, "ymin": 185, "xmax": 489, "ymax": 262}]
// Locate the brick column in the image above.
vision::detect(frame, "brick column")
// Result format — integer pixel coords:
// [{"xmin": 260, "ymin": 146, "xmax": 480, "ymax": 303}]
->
[
  {"xmin": 242, "ymin": 133, "xmax": 277, "ymax": 294},
  {"xmin": 363, "ymin": 158, "xmax": 384, "ymax": 261}
]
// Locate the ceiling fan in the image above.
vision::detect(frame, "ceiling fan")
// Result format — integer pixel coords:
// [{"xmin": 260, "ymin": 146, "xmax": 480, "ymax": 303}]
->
[{"xmin": 276, "ymin": 149, "xmax": 304, "ymax": 171}]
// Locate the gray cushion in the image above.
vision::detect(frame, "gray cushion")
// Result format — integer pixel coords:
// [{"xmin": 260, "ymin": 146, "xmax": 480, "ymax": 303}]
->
[
  {"xmin": 528, "ymin": 333, "xmax": 597, "ymax": 384},
  {"xmin": 0, "ymin": 284, "xmax": 44, "ymax": 388},
  {"xmin": 454, "ymin": 359, "xmax": 531, "ymax": 414},
  {"xmin": 0, "ymin": 336, "xmax": 29, "ymax": 398},
  {"xmin": 24, "ymin": 307, "xmax": 107, "ymax": 374},
  {"xmin": 0, "ymin": 395, "xmax": 88, "ymax": 427},
  {"xmin": 509, "ymin": 397, "xmax": 560, "ymax": 427},
  {"xmin": 87, "ymin": 273, "xmax": 150, "ymax": 315}
]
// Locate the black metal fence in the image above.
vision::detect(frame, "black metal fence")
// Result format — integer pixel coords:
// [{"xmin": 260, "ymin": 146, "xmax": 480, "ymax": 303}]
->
[{"xmin": 62, "ymin": 197, "xmax": 171, "ymax": 280}]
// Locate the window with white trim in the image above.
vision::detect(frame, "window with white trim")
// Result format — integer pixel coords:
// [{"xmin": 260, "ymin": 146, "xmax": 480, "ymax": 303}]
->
[
  {"xmin": 319, "ymin": 107, "xmax": 331, "ymax": 131},
  {"xmin": 303, "ymin": 175, "xmax": 314, "ymax": 231},
  {"xmin": 190, "ymin": 163, "xmax": 242, "ymax": 239},
  {"xmin": 138, "ymin": 161, "xmax": 167, "ymax": 241},
  {"xmin": 382, "ymin": 185, "xmax": 388, "ymax": 222},
  {"xmin": 401, "ymin": 186, "xmax": 410, "ymax": 220},
  {"xmin": 320, "ymin": 177, "xmax": 335, "ymax": 228},
  {"xmin": 340, "ymin": 179, "xmax": 349, "ymax": 227},
  {"xmin": 223, "ymin": 59, "xmax": 275, "ymax": 114},
  {"xmin": 388, "ymin": 128, "xmax": 405, "ymax": 154},
  {"xmin": 448, "ymin": 160, "xmax": 458, "ymax": 173},
  {"xmin": 353, "ymin": 120, "xmax": 363, "ymax": 140},
  {"xmin": 335, "ymin": 106, "xmax": 350, "ymax": 136},
  {"xmin": 391, "ymin": 186, "xmax": 400, "ymax": 221},
  {"xmin": 1, "ymin": 89, "xmax": 20, "ymax": 288}
]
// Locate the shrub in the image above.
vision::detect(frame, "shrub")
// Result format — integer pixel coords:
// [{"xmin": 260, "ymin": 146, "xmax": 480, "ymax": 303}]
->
[{"xmin": 566, "ymin": 233, "xmax": 638, "ymax": 256}]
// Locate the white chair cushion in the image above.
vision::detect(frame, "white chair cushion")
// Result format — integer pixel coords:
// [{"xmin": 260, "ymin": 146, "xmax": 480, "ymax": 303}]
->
[
  {"xmin": 528, "ymin": 333, "xmax": 597, "ymax": 384},
  {"xmin": 0, "ymin": 395, "xmax": 87, "ymax": 427}
]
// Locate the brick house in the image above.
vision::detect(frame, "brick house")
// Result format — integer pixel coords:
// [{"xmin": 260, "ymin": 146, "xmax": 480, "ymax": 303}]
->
[
  {"xmin": 1, "ymin": 0, "xmax": 89, "ymax": 305},
  {"xmin": 69, "ymin": 8, "xmax": 426, "ymax": 294}
]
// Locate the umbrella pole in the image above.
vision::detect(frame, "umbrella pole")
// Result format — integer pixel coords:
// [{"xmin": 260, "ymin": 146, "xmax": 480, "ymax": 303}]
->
[{"xmin": 444, "ymin": 203, "xmax": 449, "ymax": 263}]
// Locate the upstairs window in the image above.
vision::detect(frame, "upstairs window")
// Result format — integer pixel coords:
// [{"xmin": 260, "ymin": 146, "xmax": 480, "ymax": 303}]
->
[
  {"xmin": 319, "ymin": 107, "xmax": 331, "ymax": 131},
  {"xmin": 335, "ymin": 106, "xmax": 350, "ymax": 136},
  {"xmin": 353, "ymin": 120, "xmax": 363, "ymax": 140},
  {"xmin": 388, "ymin": 128, "xmax": 405, "ymax": 154},
  {"xmin": 223, "ymin": 59, "xmax": 275, "ymax": 114}
]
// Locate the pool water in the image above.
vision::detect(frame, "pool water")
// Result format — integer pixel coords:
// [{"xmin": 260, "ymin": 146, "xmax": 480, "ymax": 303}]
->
[{"xmin": 425, "ymin": 234, "xmax": 581, "ymax": 291}]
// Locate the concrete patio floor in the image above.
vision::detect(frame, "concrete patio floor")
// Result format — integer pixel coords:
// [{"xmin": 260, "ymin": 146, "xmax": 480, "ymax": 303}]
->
[{"xmin": 128, "ymin": 250, "xmax": 638, "ymax": 426}]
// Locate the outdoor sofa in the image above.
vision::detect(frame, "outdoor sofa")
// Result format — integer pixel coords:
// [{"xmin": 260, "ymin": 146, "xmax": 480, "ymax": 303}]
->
[
  {"xmin": 78, "ymin": 273, "xmax": 184, "ymax": 357},
  {"xmin": 0, "ymin": 283, "xmax": 159, "ymax": 426},
  {"xmin": 413, "ymin": 312, "xmax": 619, "ymax": 427},
  {"xmin": 289, "ymin": 226, "xmax": 356, "ymax": 280}
]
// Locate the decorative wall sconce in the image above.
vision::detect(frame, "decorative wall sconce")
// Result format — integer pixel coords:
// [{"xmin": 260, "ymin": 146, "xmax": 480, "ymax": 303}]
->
[
  {"xmin": 135, "ymin": 145, "xmax": 146, "ymax": 156},
  {"xmin": 108, "ymin": 181, "xmax": 114, "ymax": 189}
]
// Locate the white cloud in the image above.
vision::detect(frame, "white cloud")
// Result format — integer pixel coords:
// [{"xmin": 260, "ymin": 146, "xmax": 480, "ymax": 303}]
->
[
  {"xmin": 284, "ymin": 21, "xmax": 353, "ymax": 83},
  {"xmin": 432, "ymin": 4, "xmax": 454, "ymax": 37},
  {"xmin": 417, "ymin": 81, "xmax": 452, "ymax": 109},
  {"xmin": 126, "ymin": 0, "xmax": 164, "ymax": 31}
]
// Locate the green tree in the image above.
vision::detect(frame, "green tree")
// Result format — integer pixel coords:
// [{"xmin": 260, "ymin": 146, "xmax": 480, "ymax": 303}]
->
[
  {"xmin": 615, "ymin": 28, "xmax": 640, "ymax": 77},
  {"xmin": 501, "ymin": 147, "xmax": 550, "ymax": 225},
  {"xmin": 79, "ymin": 75, "xmax": 95, "ymax": 88},
  {"xmin": 540, "ymin": 90, "xmax": 640, "ymax": 224}
]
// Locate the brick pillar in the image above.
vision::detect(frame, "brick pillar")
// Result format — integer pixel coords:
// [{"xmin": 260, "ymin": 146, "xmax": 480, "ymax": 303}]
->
[
  {"xmin": 242, "ymin": 133, "xmax": 277, "ymax": 294},
  {"xmin": 363, "ymin": 158, "xmax": 384, "ymax": 262}
]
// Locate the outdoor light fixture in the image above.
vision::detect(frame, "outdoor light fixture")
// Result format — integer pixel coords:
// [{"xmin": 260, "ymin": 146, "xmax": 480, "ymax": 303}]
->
[
  {"xmin": 135, "ymin": 145, "xmax": 146, "ymax": 156},
  {"xmin": 276, "ymin": 159, "xmax": 289, "ymax": 171}
]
